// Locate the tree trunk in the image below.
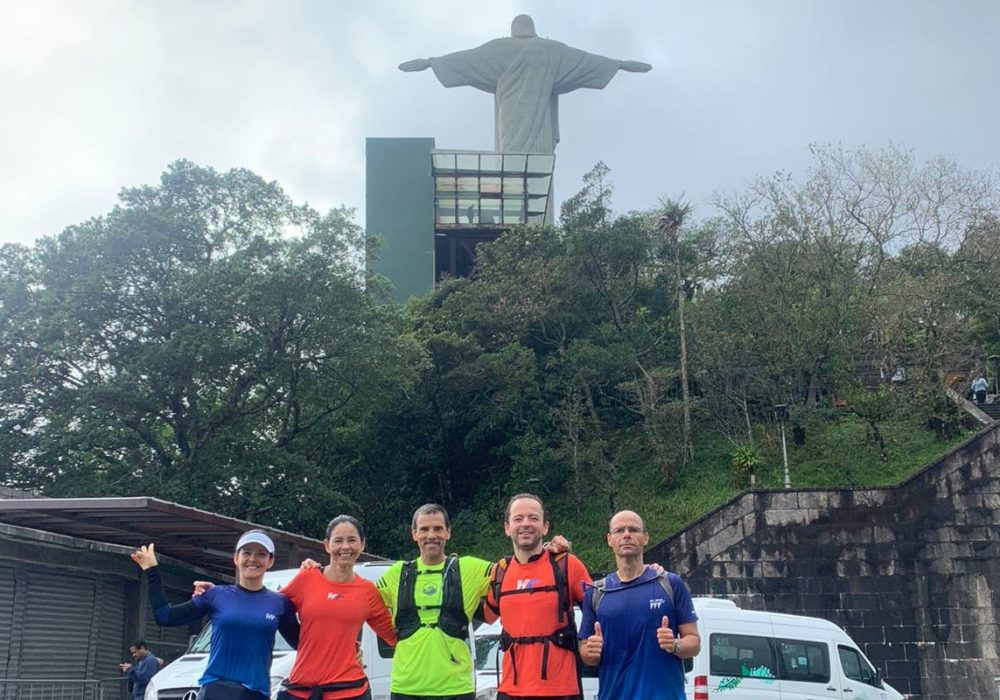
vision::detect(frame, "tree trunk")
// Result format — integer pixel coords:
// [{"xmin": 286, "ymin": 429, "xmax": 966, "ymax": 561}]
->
[{"xmin": 676, "ymin": 250, "xmax": 694, "ymax": 464}]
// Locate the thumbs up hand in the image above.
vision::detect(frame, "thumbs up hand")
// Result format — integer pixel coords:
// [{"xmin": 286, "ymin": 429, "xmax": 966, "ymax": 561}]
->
[
  {"xmin": 584, "ymin": 621, "xmax": 604, "ymax": 659},
  {"xmin": 656, "ymin": 616, "xmax": 677, "ymax": 652}
]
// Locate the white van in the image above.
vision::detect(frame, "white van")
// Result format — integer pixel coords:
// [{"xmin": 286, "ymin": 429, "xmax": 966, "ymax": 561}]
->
[
  {"xmin": 685, "ymin": 597, "xmax": 904, "ymax": 700},
  {"xmin": 467, "ymin": 596, "xmax": 900, "ymax": 700},
  {"xmin": 144, "ymin": 561, "xmax": 394, "ymax": 700}
]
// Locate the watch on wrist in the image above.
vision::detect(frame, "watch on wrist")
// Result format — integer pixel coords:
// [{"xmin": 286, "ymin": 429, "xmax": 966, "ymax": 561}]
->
[{"xmin": 672, "ymin": 637, "xmax": 683, "ymax": 655}]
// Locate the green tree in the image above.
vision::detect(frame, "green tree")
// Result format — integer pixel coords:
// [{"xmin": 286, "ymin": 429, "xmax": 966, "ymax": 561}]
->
[
  {"xmin": 361, "ymin": 163, "xmax": 694, "ymax": 528},
  {"xmin": 0, "ymin": 161, "xmax": 422, "ymax": 536}
]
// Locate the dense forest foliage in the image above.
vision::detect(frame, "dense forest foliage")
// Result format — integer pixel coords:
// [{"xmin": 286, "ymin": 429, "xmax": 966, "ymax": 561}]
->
[{"xmin": 2, "ymin": 146, "xmax": 998, "ymax": 566}]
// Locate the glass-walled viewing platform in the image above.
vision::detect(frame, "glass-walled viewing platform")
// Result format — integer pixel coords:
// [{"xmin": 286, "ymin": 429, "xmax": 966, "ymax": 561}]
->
[
  {"xmin": 432, "ymin": 151, "xmax": 555, "ymax": 227},
  {"xmin": 365, "ymin": 138, "xmax": 558, "ymax": 298}
]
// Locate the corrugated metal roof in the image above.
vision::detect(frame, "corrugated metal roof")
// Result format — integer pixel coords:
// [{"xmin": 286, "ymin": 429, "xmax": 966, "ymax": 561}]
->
[{"xmin": 0, "ymin": 496, "xmax": 382, "ymax": 577}]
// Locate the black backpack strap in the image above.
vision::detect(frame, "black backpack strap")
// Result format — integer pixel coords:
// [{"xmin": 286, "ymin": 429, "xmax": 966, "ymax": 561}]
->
[
  {"xmin": 435, "ymin": 553, "xmax": 470, "ymax": 640},
  {"xmin": 281, "ymin": 677, "xmax": 367, "ymax": 700},
  {"xmin": 548, "ymin": 552, "xmax": 570, "ymax": 624},
  {"xmin": 550, "ymin": 554, "xmax": 583, "ymax": 697}
]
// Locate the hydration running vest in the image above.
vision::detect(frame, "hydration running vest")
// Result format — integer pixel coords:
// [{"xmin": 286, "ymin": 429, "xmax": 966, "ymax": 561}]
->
[
  {"xmin": 589, "ymin": 570, "xmax": 675, "ymax": 614},
  {"xmin": 487, "ymin": 552, "xmax": 579, "ymax": 686},
  {"xmin": 394, "ymin": 554, "xmax": 469, "ymax": 641}
]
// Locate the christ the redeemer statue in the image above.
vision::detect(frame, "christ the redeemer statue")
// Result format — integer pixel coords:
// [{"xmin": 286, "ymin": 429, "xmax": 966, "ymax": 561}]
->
[{"xmin": 399, "ymin": 14, "xmax": 651, "ymax": 154}]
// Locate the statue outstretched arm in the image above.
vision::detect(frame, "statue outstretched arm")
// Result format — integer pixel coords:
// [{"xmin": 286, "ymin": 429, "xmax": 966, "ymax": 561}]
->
[
  {"xmin": 619, "ymin": 60, "xmax": 652, "ymax": 72},
  {"xmin": 399, "ymin": 58, "xmax": 431, "ymax": 72}
]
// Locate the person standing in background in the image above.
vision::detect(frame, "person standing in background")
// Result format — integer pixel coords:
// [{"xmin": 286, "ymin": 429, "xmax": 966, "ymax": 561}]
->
[
  {"xmin": 972, "ymin": 376, "xmax": 989, "ymax": 404},
  {"xmin": 120, "ymin": 640, "xmax": 159, "ymax": 700}
]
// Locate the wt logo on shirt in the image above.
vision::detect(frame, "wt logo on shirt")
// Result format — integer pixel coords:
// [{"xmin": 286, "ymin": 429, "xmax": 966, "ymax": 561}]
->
[
  {"xmin": 327, "ymin": 593, "xmax": 340, "ymax": 600},
  {"xmin": 515, "ymin": 578, "xmax": 541, "ymax": 590},
  {"xmin": 649, "ymin": 598, "xmax": 665, "ymax": 610},
  {"xmin": 265, "ymin": 613, "xmax": 277, "ymax": 621}
]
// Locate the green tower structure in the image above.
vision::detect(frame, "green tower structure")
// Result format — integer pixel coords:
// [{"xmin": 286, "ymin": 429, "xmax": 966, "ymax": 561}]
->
[{"xmin": 366, "ymin": 137, "xmax": 436, "ymax": 301}]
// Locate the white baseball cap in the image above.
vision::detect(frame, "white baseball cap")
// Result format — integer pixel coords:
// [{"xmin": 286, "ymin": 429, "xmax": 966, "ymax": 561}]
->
[{"xmin": 235, "ymin": 531, "xmax": 275, "ymax": 555}]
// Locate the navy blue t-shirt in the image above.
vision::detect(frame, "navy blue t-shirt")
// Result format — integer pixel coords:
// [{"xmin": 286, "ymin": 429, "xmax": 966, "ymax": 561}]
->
[{"xmin": 579, "ymin": 569, "xmax": 698, "ymax": 700}]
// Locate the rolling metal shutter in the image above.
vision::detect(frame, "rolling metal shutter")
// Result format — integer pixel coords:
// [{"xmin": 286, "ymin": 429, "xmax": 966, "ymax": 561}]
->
[
  {"xmin": 0, "ymin": 564, "xmax": 14, "ymax": 678},
  {"xmin": 16, "ymin": 569, "xmax": 95, "ymax": 678},
  {"xmin": 94, "ymin": 578, "xmax": 128, "ymax": 678}
]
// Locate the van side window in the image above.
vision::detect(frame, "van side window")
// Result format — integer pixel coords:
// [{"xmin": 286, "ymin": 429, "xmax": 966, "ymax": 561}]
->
[
  {"xmin": 775, "ymin": 638, "xmax": 830, "ymax": 684},
  {"xmin": 709, "ymin": 634, "xmax": 777, "ymax": 679},
  {"xmin": 838, "ymin": 645, "xmax": 878, "ymax": 687}
]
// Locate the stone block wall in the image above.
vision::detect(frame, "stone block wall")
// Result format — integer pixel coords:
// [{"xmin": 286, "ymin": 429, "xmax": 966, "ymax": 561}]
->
[{"xmin": 646, "ymin": 422, "xmax": 1000, "ymax": 699}]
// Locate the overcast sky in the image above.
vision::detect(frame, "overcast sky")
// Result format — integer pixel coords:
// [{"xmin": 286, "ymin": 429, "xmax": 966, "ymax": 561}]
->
[{"xmin": 1, "ymin": 0, "xmax": 998, "ymax": 246}]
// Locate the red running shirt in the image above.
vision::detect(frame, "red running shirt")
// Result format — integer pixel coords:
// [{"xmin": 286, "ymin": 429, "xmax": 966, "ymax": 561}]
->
[
  {"xmin": 281, "ymin": 568, "xmax": 397, "ymax": 700},
  {"xmin": 485, "ymin": 553, "xmax": 592, "ymax": 697}
]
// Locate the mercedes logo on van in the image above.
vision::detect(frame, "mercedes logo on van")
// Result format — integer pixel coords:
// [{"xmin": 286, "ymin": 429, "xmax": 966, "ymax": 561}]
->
[{"xmin": 182, "ymin": 691, "xmax": 199, "ymax": 700}]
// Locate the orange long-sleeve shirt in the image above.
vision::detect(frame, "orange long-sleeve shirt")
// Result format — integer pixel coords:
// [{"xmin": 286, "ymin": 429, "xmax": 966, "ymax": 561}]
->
[{"xmin": 281, "ymin": 568, "xmax": 396, "ymax": 700}]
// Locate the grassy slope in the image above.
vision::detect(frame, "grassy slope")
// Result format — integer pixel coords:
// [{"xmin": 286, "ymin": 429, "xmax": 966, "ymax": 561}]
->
[{"xmin": 449, "ymin": 413, "xmax": 971, "ymax": 571}]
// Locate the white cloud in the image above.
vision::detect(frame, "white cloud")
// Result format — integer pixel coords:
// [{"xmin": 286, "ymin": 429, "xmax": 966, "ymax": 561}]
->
[{"xmin": 1, "ymin": 0, "xmax": 998, "ymax": 245}]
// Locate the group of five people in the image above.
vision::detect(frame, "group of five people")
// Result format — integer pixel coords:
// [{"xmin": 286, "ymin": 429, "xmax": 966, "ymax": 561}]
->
[{"xmin": 130, "ymin": 494, "xmax": 700, "ymax": 700}]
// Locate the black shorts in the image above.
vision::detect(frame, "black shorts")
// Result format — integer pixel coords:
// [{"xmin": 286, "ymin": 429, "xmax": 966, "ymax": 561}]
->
[
  {"xmin": 197, "ymin": 682, "xmax": 269, "ymax": 700},
  {"xmin": 496, "ymin": 694, "xmax": 581, "ymax": 700}
]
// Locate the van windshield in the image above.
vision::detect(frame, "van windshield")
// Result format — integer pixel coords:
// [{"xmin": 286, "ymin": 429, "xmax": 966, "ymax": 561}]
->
[{"xmin": 189, "ymin": 623, "xmax": 294, "ymax": 653}]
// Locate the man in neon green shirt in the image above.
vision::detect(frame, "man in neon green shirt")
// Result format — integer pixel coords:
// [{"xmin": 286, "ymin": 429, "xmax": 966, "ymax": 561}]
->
[{"xmin": 376, "ymin": 503, "xmax": 493, "ymax": 700}]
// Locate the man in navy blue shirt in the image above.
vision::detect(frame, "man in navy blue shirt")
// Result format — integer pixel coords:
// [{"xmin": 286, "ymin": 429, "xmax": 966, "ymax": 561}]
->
[
  {"xmin": 578, "ymin": 511, "xmax": 701, "ymax": 700},
  {"xmin": 120, "ymin": 640, "xmax": 160, "ymax": 700}
]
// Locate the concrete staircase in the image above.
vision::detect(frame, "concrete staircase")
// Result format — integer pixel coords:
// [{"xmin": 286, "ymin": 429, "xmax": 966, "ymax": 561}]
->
[{"xmin": 978, "ymin": 401, "xmax": 1000, "ymax": 421}]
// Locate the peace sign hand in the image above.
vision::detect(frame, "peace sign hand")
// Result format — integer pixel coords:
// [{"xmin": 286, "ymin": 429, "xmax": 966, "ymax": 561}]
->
[{"xmin": 131, "ymin": 543, "xmax": 159, "ymax": 570}]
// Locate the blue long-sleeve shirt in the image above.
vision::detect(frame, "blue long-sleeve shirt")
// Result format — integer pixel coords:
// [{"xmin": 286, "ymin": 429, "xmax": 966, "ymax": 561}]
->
[{"xmin": 146, "ymin": 566, "xmax": 298, "ymax": 696}]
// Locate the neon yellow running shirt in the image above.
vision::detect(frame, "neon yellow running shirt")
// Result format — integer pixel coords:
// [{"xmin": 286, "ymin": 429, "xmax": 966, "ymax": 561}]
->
[{"xmin": 376, "ymin": 556, "xmax": 492, "ymax": 695}]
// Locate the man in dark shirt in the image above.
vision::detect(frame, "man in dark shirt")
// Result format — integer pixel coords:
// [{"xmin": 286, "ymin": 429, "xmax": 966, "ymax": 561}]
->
[{"xmin": 120, "ymin": 639, "xmax": 159, "ymax": 700}]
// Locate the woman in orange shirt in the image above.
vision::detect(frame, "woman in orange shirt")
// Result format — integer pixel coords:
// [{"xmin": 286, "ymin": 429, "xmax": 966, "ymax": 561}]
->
[{"xmin": 276, "ymin": 515, "xmax": 396, "ymax": 700}]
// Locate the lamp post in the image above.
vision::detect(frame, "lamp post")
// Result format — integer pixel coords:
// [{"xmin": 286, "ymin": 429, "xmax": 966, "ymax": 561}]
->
[
  {"xmin": 775, "ymin": 403, "xmax": 790, "ymax": 489},
  {"xmin": 989, "ymin": 355, "xmax": 1000, "ymax": 395}
]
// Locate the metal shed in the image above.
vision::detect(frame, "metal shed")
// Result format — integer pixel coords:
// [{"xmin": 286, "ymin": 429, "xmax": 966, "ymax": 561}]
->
[{"xmin": 0, "ymin": 496, "xmax": 348, "ymax": 698}]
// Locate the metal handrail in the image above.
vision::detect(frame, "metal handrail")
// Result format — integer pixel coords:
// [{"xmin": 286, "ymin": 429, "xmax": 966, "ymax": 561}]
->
[{"xmin": 0, "ymin": 679, "xmax": 104, "ymax": 700}]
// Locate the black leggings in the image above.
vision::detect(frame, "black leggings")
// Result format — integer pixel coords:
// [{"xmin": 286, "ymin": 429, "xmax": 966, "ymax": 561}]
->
[
  {"xmin": 496, "ymin": 695, "xmax": 580, "ymax": 700},
  {"xmin": 276, "ymin": 690, "xmax": 372, "ymax": 700}
]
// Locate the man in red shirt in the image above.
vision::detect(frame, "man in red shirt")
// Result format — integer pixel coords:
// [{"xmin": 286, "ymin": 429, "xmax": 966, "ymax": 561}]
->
[{"xmin": 484, "ymin": 494, "xmax": 591, "ymax": 700}]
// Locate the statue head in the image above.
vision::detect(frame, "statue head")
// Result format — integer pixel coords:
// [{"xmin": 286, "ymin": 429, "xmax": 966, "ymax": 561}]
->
[{"xmin": 511, "ymin": 14, "xmax": 537, "ymax": 38}]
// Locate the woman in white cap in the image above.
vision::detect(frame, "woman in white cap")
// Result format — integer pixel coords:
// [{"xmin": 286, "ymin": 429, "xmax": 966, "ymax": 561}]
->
[{"xmin": 131, "ymin": 529, "xmax": 299, "ymax": 700}]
